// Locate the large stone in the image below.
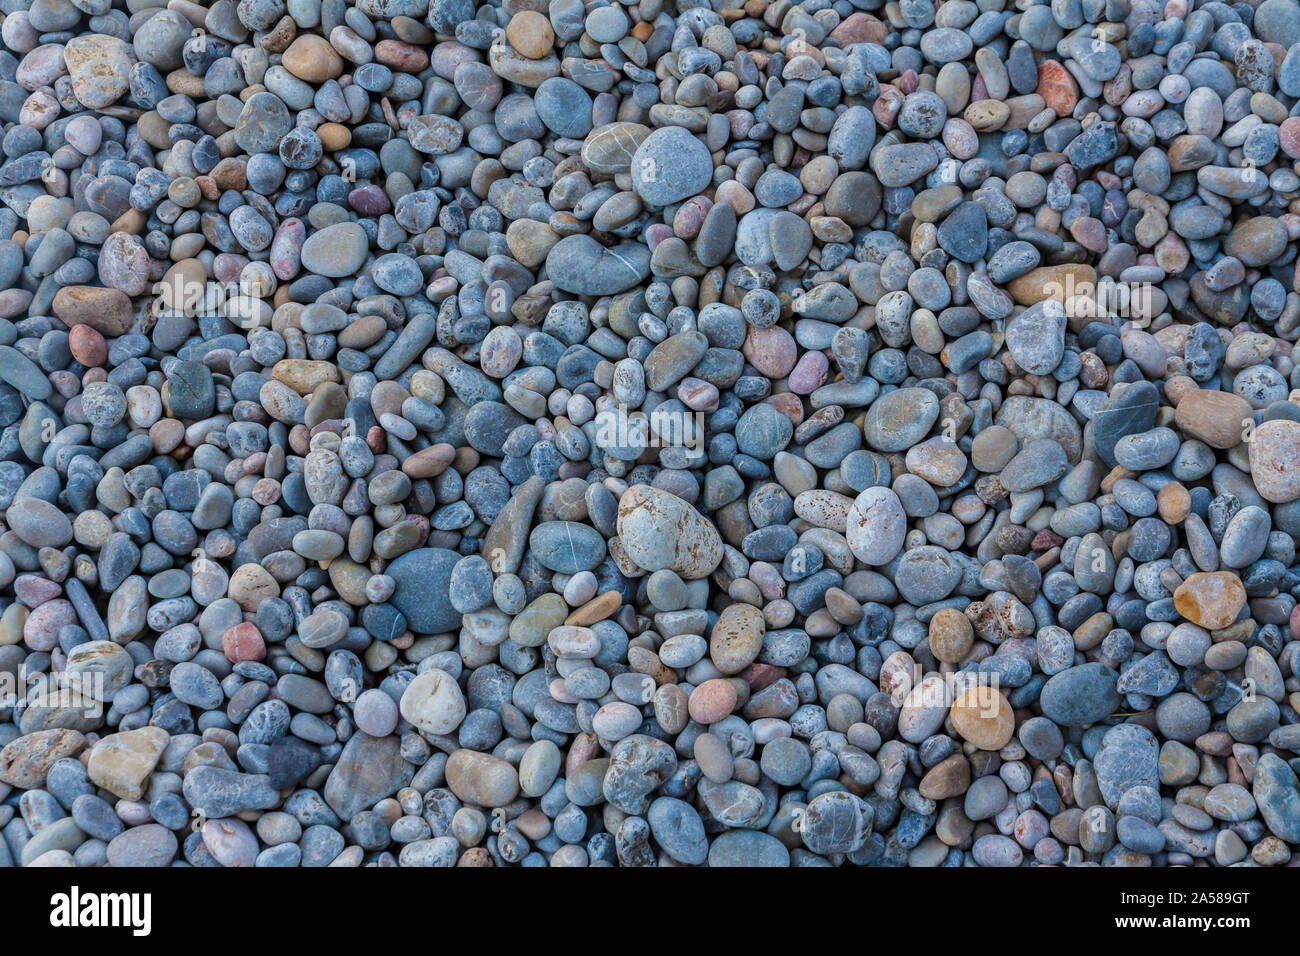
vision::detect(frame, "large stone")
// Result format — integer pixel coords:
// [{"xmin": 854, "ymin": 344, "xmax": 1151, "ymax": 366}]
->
[
  {"xmin": 845, "ymin": 486, "xmax": 907, "ymax": 565},
  {"xmin": 323, "ymin": 732, "xmax": 412, "ymax": 819},
  {"xmin": 616, "ymin": 484, "xmax": 723, "ymax": 579},
  {"xmin": 1249, "ymin": 418, "xmax": 1300, "ymax": 503},
  {"xmin": 63, "ymin": 34, "xmax": 132, "ymax": 109},
  {"xmin": 630, "ymin": 126, "xmax": 713, "ymax": 205},
  {"xmin": 1174, "ymin": 390, "xmax": 1253, "ymax": 449},
  {"xmin": 1004, "ymin": 299, "xmax": 1067, "ymax": 374},
  {"xmin": 1094, "ymin": 723, "xmax": 1159, "ymax": 807},
  {"xmin": 1253, "ymin": 753, "xmax": 1300, "ymax": 843},
  {"xmin": 0, "ymin": 729, "xmax": 85, "ymax": 789},
  {"xmin": 996, "ymin": 395, "xmax": 1083, "ymax": 463},
  {"xmin": 52, "ymin": 286, "xmax": 134, "ymax": 336},
  {"xmin": 300, "ymin": 222, "xmax": 369, "ymax": 277},
  {"xmin": 1039, "ymin": 663, "xmax": 1120, "ymax": 726},
  {"xmin": 445, "ymin": 749, "xmax": 520, "ymax": 807},
  {"xmin": 545, "ymin": 235, "xmax": 651, "ymax": 296},
  {"xmin": 1173, "ymin": 572, "xmax": 1246, "ymax": 629},
  {"xmin": 387, "ymin": 548, "xmax": 460, "ymax": 633},
  {"xmin": 87, "ymin": 727, "xmax": 169, "ymax": 800}
]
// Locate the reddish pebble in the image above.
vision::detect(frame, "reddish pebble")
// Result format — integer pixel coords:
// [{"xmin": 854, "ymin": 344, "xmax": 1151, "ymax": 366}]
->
[
  {"xmin": 403, "ymin": 443, "xmax": 456, "ymax": 479},
  {"xmin": 222, "ymin": 622, "xmax": 266, "ymax": 662},
  {"xmin": 728, "ymin": 109, "xmax": 754, "ymax": 139},
  {"xmin": 212, "ymin": 253, "xmax": 249, "ymax": 283},
  {"xmin": 1280, "ymin": 117, "xmax": 1300, "ymax": 159},
  {"xmin": 645, "ymin": 223, "xmax": 673, "ymax": 250},
  {"xmin": 1154, "ymin": 232, "xmax": 1189, "ymax": 274},
  {"xmin": 250, "ymin": 478, "xmax": 281, "ymax": 505},
  {"xmin": 873, "ymin": 87, "xmax": 903, "ymax": 128},
  {"xmin": 195, "ymin": 175, "xmax": 219, "ymax": 200},
  {"xmin": 349, "ymin": 185, "xmax": 391, "ymax": 216},
  {"xmin": 24, "ymin": 599, "xmax": 76, "ymax": 652},
  {"xmin": 1069, "ymin": 216, "xmax": 1107, "ymax": 253},
  {"xmin": 68, "ymin": 324, "xmax": 106, "ymax": 367},
  {"xmin": 742, "ymin": 324, "xmax": 798, "ymax": 378},
  {"xmin": 1032, "ymin": 528, "xmax": 1065, "ymax": 551},
  {"xmin": 688, "ymin": 678, "xmax": 738, "ymax": 724},
  {"xmin": 14, "ymin": 574, "xmax": 61, "ymax": 608},
  {"xmin": 677, "ymin": 376, "xmax": 719, "ymax": 411},
  {"xmin": 270, "ymin": 218, "xmax": 305, "ymax": 281},
  {"xmin": 673, "ymin": 196, "xmax": 712, "ymax": 239},
  {"xmin": 374, "ymin": 39, "xmax": 428, "ymax": 72},
  {"xmin": 765, "ymin": 391, "xmax": 805, "ymax": 426},
  {"xmin": 1095, "ymin": 169, "xmax": 1121, "ymax": 190},
  {"xmin": 829, "ymin": 12, "xmax": 888, "ymax": 44},
  {"xmin": 1037, "ymin": 60, "xmax": 1079, "ymax": 116},
  {"xmin": 428, "ymin": 40, "xmax": 478, "ymax": 81},
  {"xmin": 788, "ymin": 350, "xmax": 829, "ymax": 394},
  {"xmin": 742, "ymin": 662, "xmax": 787, "ymax": 691}
]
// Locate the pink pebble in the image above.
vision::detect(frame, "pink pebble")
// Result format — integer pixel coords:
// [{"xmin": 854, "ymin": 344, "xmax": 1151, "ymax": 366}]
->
[
  {"xmin": 787, "ymin": 351, "xmax": 829, "ymax": 394},
  {"xmin": 270, "ymin": 218, "xmax": 305, "ymax": 281},
  {"xmin": 645, "ymin": 223, "xmax": 674, "ymax": 250},
  {"xmin": 688, "ymin": 679, "xmax": 738, "ymax": 724},
  {"xmin": 14, "ymin": 574, "xmax": 61, "ymax": 608},
  {"xmin": 741, "ymin": 325, "xmax": 797, "ymax": 379},
  {"xmin": 349, "ymin": 184, "xmax": 391, "ymax": 216},
  {"xmin": 1280, "ymin": 117, "xmax": 1300, "ymax": 159}
]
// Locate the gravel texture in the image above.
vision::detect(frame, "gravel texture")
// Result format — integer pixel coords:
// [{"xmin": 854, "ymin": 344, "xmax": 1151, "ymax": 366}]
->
[{"xmin": 0, "ymin": 0, "xmax": 1299, "ymax": 869}]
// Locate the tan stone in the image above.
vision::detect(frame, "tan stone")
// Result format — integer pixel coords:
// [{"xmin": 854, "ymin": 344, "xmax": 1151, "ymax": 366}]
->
[
  {"xmin": 950, "ymin": 685, "xmax": 1015, "ymax": 750},
  {"xmin": 445, "ymin": 750, "xmax": 520, "ymax": 807},
  {"xmin": 87, "ymin": 727, "xmax": 169, "ymax": 800},
  {"xmin": 1173, "ymin": 572, "xmax": 1247, "ymax": 630},
  {"xmin": 272, "ymin": 359, "xmax": 340, "ymax": 394},
  {"xmin": 580, "ymin": 122, "xmax": 652, "ymax": 175},
  {"xmin": 1174, "ymin": 390, "xmax": 1253, "ymax": 449},
  {"xmin": 1006, "ymin": 264, "xmax": 1098, "ymax": 306},
  {"xmin": 227, "ymin": 563, "xmax": 280, "ymax": 611},
  {"xmin": 565, "ymin": 591, "xmax": 621, "ymax": 626},
  {"xmin": 1157, "ymin": 481, "xmax": 1191, "ymax": 523},
  {"xmin": 964, "ymin": 98, "xmax": 1010, "ymax": 131},
  {"xmin": 919, "ymin": 753, "xmax": 971, "ymax": 799},
  {"xmin": 281, "ymin": 35, "xmax": 343, "ymax": 82},
  {"xmin": 505, "ymin": 218, "xmax": 560, "ymax": 269},
  {"xmin": 0, "ymin": 729, "xmax": 85, "ymax": 789},
  {"xmin": 63, "ymin": 34, "xmax": 132, "ymax": 110},
  {"xmin": 709, "ymin": 602, "xmax": 765, "ymax": 674},
  {"xmin": 51, "ymin": 286, "xmax": 134, "ymax": 336},
  {"xmin": 505, "ymin": 11, "xmax": 554, "ymax": 59},
  {"xmin": 929, "ymin": 607, "xmax": 974, "ymax": 663}
]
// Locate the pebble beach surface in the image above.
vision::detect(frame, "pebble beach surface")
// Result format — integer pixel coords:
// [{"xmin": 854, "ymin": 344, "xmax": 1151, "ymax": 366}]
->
[{"xmin": 0, "ymin": 0, "xmax": 1299, "ymax": 869}]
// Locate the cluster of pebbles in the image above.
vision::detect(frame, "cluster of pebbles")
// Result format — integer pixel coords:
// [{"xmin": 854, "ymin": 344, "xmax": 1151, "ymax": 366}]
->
[{"xmin": 1, "ymin": 0, "xmax": 1300, "ymax": 869}]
